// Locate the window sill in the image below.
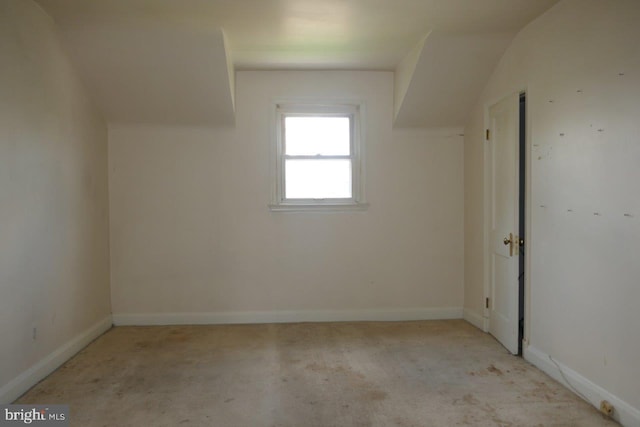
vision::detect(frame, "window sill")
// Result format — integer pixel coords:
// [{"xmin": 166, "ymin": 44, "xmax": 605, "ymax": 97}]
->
[{"xmin": 269, "ymin": 202, "xmax": 369, "ymax": 212}]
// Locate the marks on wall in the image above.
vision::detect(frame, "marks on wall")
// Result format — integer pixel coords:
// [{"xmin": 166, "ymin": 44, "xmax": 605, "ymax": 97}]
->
[
  {"xmin": 532, "ymin": 70, "xmax": 637, "ymax": 223},
  {"xmin": 533, "ymin": 143, "xmax": 552, "ymax": 161},
  {"xmin": 535, "ymin": 206, "xmax": 635, "ymax": 220}
]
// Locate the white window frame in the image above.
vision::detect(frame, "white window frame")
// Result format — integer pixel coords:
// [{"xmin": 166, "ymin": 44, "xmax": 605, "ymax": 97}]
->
[{"xmin": 269, "ymin": 102, "xmax": 368, "ymax": 212}]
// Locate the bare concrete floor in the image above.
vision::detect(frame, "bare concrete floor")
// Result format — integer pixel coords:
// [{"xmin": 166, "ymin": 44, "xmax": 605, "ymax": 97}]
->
[{"xmin": 18, "ymin": 320, "xmax": 617, "ymax": 426}]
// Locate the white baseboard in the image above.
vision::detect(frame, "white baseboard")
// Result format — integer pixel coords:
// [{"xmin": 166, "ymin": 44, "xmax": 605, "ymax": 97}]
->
[
  {"xmin": 112, "ymin": 307, "xmax": 463, "ymax": 326},
  {"xmin": 0, "ymin": 315, "xmax": 113, "ymax": 404},
  {"xmin": 463, "ymin": 308, "xmax": 488, "ymax": 332},
  {"xmin": 524, "ymin": 345, "xmax": 640, "ymax": 427}
]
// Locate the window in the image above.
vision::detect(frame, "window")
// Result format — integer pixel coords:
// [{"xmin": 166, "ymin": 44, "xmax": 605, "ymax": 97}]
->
[{"xmin": 270, "ymin": 103, "xmax": 367, "ymax": 211}]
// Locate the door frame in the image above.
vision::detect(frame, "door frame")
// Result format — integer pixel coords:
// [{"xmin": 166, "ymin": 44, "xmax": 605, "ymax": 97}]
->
[{"xmin": 482, "ymin": 89, "xmax": 532, "ymax": 353}]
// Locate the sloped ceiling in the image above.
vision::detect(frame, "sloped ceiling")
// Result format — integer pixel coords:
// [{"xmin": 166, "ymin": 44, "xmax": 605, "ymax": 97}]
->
[
  {"xmin": 35, "ymin": 0, "xmax": 559, "ymax": 127},
  {"xmin": 394, "ymin": 31, "xmax": 514, "ymax": 128},
  {"xmin": 56, "ymin": 23, "xmax": 236, "ymax": 126}
]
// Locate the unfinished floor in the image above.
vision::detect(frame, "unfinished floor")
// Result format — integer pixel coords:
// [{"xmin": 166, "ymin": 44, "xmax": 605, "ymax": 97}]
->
[{"xmin": 18, "ymin": 320, "xmax": 616, "ymax": 426}]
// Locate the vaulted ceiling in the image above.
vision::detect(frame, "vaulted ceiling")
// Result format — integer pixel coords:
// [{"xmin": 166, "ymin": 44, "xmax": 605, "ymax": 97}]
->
[{"xmin": 35, "ymin": 0, "xmax": 559, "ymax": 127}]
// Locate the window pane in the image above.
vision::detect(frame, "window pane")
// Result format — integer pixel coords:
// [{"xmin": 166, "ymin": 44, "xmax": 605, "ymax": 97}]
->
[
  {"xmin": 285, "ymin": 160, "xmax": 352, "ymax": 199},
  {"xmin": 285, "ymin": 116, "xmax": 350, "ymax": 156}
]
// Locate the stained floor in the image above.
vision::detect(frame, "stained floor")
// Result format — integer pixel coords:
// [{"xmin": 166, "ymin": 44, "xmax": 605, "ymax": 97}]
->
[{"xmin": 17, "ymin": 320, "xmax": 617, "ymax": 426}]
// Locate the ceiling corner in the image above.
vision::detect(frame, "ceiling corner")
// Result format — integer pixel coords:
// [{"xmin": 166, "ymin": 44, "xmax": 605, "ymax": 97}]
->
[
  {"xmin": 394, "ymin": 32, "xmax": 430, "ymax": 123},
  {"xmin": 393, "ymin": 31, "xmax": 514, "ymax": 129},
  {"xmin": 221, "ymin": 28, "xmax": 236, "ymax": 115}
]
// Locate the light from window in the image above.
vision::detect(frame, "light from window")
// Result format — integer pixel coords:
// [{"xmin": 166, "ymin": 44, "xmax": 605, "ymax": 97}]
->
[
  {"xmin": 272, "ymin": 103, "xmax": 365, "ymax": 210},
  {"xmin": 285, "ymin": 117, "xmax": 350, "ymax": 156},
  {"xmin": 285, "ymin": 159, "xmax": 352, "ymax": 199},
  {"xmin": 284, "ymin": 116, "xmax": 352, "ymax": 199}
]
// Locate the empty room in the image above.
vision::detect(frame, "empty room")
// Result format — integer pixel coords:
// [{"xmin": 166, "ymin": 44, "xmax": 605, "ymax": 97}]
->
[{"xmin": 1, "ymin": 0, "xmax": 638, "ymax": 425}]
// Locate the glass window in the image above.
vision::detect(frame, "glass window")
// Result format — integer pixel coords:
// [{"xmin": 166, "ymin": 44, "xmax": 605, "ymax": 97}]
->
[{"xmin": 271, "ymin": 103, "xmax": 366, "ymax": 211}]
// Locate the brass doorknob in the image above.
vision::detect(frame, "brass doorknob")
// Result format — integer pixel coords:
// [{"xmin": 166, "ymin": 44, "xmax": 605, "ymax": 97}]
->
[{"xmin": 503, "ymin": 233, "xmax": 515, "ymax": 256}]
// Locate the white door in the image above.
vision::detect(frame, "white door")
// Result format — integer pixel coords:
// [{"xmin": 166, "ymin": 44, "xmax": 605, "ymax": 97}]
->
[{"xmin": 488, "ymin": 93, "xmax": 520, "ymax": 355}]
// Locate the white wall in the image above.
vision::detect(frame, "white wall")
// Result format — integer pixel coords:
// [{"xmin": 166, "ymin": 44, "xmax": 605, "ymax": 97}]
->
[
  {"xmin": 0, "ymin": 0, "xmax": 111, "ymax": 403},
  {"xmin": 464, "ymin": 0, "xmax": 640, "ymax": 422},
  {"xmin": 109, "ymin": 71, "xmax": 464, "ymax": 324}
]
